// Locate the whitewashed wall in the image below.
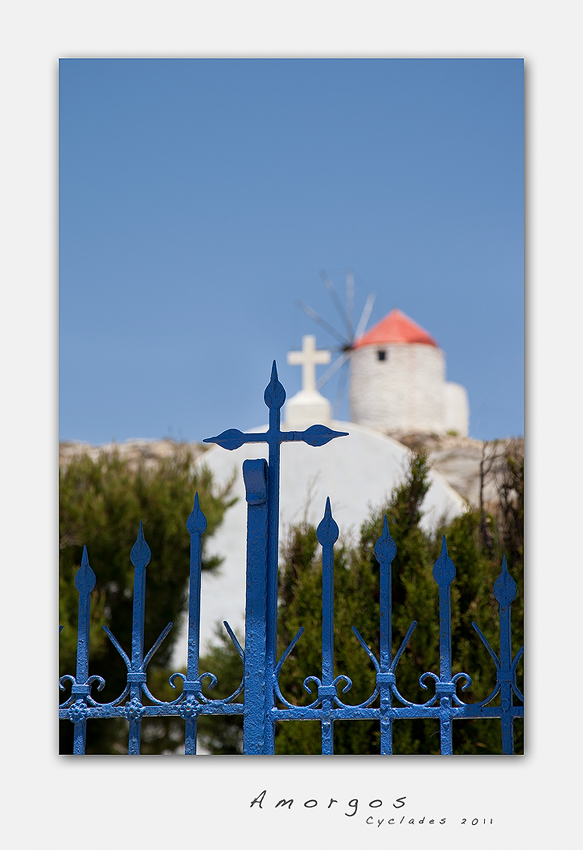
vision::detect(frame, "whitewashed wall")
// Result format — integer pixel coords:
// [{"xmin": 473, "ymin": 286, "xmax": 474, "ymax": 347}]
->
[
  {"xmin": 349, "ymin": 343, "xmax": 446, "ymax": 434},
  {"xmin": 171, "ymin": 420, "xmax": 466, "ymax": 664}
]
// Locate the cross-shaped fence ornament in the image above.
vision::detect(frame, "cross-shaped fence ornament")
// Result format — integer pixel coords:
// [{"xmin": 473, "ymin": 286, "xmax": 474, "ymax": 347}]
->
[
  {"xmin": 203, "ymin": 361, "xmax": 347, "ymax": 751},
  {"xmin": 287, "ymin": 334, "xmax": 331, "ymax": 392}
]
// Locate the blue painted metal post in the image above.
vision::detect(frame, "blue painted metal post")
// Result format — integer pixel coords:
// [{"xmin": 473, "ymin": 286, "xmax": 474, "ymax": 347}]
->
[
  {"xmin": 183, "ymin": 494, "xmax": 207, "ymax": 754},
  {"xmin": 433, "ymin": 537, "xmax": 456, "ymax": 755},
  {"xmin": 494, "ymin": 556, "xmax": 517, "ymax": 755},
  {"xmin": 126, "ymin": 523, "xmax": 150, "ymax": 754},
  {"xmin": 317, "ymin": 498, "xmax": 339, "ymax": 754},
  {"xmin": 263, "ymin": 366, "xmax": 286, "ymax": 753},
  {"xmin": 71, "ymin": 546, "xmax": 96, "ymax": 754},
  {"xmin": 243, "ymin": 459, "xmax": 269, "ymax": 752},
  {"xmin": 375, "ymin": 518, "xmax": 397, "ymax": 755}
]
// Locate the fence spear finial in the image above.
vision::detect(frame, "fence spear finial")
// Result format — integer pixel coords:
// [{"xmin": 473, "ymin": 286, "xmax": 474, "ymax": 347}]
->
[
  {"xmin": 130, "ymin": 521, "xmax": 151, "ymax": 569},
  {"xmin": 75, "ymin": 545, "xmax": 96, "ymax": 594},
  {"xmin": 493, "ymin": 555, "xmax": 517, "ymax": 607},
  {"xmin": 433, "ymin": 535, "xmax": 456, "ymax": 587},
  {"xmin": 264, "ymin": 360, "xmax": 286, "ymax": 410},
  {"xmin": 187, "ymin": 492, "xmax": 207, "ymax": 536}
]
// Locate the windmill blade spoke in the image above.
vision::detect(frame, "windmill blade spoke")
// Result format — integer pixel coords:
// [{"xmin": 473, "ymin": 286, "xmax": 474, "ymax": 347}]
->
[
  {"xmin": 355, "ymin": 292, "xmax": 376, "ymax": 339},
  {"xmin": 320, "ymin": 271, "xmax": 354, "ymax": 340},
  {"xmin": 295, "ymin": 300, "xmax": 348, "ymax": 346},
  {"xmin": 346, "ymin": 270, "xmax": 354, "ymax": 331},
  {"xmin": 316, "ymin": 352, "xmax": 350, "ymax": 389},
  {"xmin": 295, "ymin": 270, "xmax": 367, "ymax": 418},
  {"xmin": 334, "ymin": 360, "xmax": 350, "ymax": 419}
]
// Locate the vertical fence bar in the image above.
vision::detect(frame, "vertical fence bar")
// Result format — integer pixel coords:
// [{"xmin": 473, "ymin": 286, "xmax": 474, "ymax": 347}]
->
[
  {"xmin": 433, "ymin": 537, "xmax": 456, "ymax": 755},
  {"xmin": 494, "ymin": 556, "xmax": 517, "ymax": 754},
  {"xmin": 243, "ymin": 459, "xmax": 270, "ymax": 753},
  {"xmin": 184, "ymin": 493, "xmax": 207, "ymax": 754},
  {"xmin": 126, "ymin": 523, "xmax": 150, "ymax": 754},
  {"xmin": 71, "ymin": 546, "xmax": 96, "ymax": 754},
  {"xmin": 375, "ymin": 517, "xmax": 397, "ymax": 754},
  {"xmin": 264, "ymin": 368, "xmax": 285, "ymax": 754},
  {"xmin": 317, "ymin": 498, "xmax": 339, "ymax": 755}
]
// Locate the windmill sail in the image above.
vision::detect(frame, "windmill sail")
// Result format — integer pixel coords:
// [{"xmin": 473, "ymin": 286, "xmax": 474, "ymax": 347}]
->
[{"xmin": 296, "ymin": 271, "xmax": 376, "ymax": 418}]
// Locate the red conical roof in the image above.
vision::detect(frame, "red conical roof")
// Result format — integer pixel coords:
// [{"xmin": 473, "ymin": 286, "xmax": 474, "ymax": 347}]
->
[{"xmin": 353, "ymin": 308, "xmax": 438, "ymax": 348}]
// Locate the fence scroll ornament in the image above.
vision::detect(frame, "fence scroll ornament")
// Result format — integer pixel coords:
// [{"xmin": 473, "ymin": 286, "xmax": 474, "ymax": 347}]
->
[{"xmin": 59, "ymin": 362, "xmax": 524, "ymax": 755}]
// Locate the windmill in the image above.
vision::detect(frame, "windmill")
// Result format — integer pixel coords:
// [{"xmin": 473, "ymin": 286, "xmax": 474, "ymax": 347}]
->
[{"xmin": 295, "ymin": 270, "xmax": 376, "ymax": 419}]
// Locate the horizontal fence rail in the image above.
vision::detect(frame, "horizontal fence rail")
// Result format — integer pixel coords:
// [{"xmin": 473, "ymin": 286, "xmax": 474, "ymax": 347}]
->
[{"xmin": 59, "ymin": 363, "xmax": 523, "ymax": 755}]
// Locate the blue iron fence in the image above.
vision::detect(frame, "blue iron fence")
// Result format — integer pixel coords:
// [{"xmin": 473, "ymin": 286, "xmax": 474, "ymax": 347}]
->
[{"xmin": 59, "ymin": 363, "xmax": 524, "ymax": 755}]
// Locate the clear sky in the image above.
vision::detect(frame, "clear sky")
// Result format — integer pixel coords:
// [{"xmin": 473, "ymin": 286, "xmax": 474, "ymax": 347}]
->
[{"xmin": 59, "ymin": 58, "xmax": 523, "ymax": 443}]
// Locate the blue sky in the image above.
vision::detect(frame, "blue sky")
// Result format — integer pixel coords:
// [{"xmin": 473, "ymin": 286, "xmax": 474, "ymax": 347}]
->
[{"xmin": 59, "ymin": 58, "xmax": 523, "ymax": 443}]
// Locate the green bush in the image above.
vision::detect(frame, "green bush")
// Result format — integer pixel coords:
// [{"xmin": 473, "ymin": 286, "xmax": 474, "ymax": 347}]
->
[
  {"xmin": 199, "ymin": 449, "xmax": 523, "ymax": 755},
  {"xmin": 59, "ymin": 444, "xmax": 234, "ymax": 754}
]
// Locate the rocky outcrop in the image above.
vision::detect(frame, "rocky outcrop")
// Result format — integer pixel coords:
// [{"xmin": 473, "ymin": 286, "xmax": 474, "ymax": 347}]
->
[
  {"xmin": 395, "ymin": 433, "xmax": 523, "ymax": 509},
  {"xmin": 59, "ymin": 438, "xmax": 207, "ymax": 471}
]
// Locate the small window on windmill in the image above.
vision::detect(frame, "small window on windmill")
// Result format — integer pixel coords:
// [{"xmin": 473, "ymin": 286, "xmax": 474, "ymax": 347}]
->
[{"xmin": 377, "ymin": 349, "xmax": 387, "ymax": 362}]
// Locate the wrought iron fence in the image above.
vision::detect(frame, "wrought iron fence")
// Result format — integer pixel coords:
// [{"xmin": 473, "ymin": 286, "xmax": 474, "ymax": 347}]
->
[{"xmin": 59, "ymin": 363, "xmax": 523, "ymax": 755}]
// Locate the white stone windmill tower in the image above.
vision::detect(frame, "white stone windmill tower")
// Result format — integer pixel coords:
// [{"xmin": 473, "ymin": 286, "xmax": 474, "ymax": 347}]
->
[
  {"xmin": 349, "ymin": 308, "xmax": 469, "ymax": 437},
  {"xmin": 295, "ymin": 272, "xmax": 469, "ymax": 438}
]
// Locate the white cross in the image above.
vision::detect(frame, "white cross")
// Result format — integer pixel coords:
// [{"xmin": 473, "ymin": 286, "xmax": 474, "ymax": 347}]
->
[{"xmin": 287, "ymin": 335, "xmax": 331, "ymax": 393}]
